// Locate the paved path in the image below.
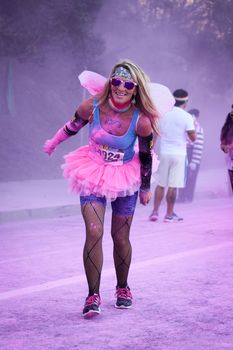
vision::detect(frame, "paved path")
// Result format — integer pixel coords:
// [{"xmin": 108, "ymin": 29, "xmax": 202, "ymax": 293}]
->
[
  {"xmin": 0, "ymin": 167, "xmax": 230, "ymax": 223},
  {"xmin": 0, "ymin": 196, "xmax": 232, "ymax": 350}
]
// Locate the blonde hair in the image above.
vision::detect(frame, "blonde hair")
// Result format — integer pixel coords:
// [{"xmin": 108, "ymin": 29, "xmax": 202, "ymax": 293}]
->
[{"xmin": 96, "ymin": 59, "xmax": 159, "ymax": 134}]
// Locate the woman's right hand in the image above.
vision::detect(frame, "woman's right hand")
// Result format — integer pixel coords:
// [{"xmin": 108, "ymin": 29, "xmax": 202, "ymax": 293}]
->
[{"xmin": 43, "ymin": 139, "xmax": 56, "ymax": 156}]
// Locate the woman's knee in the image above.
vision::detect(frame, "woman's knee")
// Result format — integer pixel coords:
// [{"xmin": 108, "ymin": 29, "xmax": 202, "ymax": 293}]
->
[
  {"xmin": 112, "ymin": 233, "xmax": 130, "ymax": 248},
  {"xmin": 86, "ymin": 223, "xmax": 103, "ymax": 241}
]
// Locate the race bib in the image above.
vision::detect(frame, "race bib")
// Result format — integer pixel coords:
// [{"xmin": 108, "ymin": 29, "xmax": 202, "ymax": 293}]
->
[{"xmin": 96, "ymin": 144, "xmax": 124, "ymax": 165}]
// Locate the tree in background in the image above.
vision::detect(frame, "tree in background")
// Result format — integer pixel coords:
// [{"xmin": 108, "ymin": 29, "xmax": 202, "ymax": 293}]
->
[
  {"xmin": 135, "ymin": 0, "xmax": 233, "ymax": 93},
  {"xmin": 96, "ymin": 0, "xmax": 232, "ymax": 97},
  {"xmin": 0, "ymin": 0, "xmax": 105, "ymax": 116},
  {"xmin": 0, "ymin": 0, "xmax": 105, "ymax": 181}
]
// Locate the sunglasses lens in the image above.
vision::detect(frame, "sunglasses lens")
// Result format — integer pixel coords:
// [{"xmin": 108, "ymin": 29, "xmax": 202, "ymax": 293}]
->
[
  {"xmin": 111, "ymin": 78, "xmax": 136, "ymax": 90},
  {"xmin": 124, "ymin": 81, "xmax": 135, "ymax": 90},
  {"xmin": 111, "ymin": 78, "xmax": 121, "ymax": 87}
]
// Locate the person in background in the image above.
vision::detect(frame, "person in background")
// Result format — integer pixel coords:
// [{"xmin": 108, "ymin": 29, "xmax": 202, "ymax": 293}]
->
[
  {"xmin": 149, "ymin": 89, "xmax": 196, "ymax": 223},
  {"xmin": 178, "ymin": 108, "xmax": 204, "ymax": 202},
  {"xmin": 44, "ymin": 59, "xmax": 159, "ymax": 318},
  {"xmin": 220, "ymin": 104, "xmax": 233, "ymax": 193}
]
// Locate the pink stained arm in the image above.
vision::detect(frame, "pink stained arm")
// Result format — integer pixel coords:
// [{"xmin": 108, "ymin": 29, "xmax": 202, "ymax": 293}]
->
[
  {"xmin": 43, "ymin": 127, "xmax": 68, "ymax": 156},
  {"xmin": 43, "ymin": 118, "xmax": 88, "ymax": 156}
]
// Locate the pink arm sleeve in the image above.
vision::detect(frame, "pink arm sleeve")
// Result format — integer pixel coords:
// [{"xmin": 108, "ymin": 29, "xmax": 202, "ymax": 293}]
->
[{"xmin": 43, "ymin": 116, "xmax": 88, "ymax": 156}]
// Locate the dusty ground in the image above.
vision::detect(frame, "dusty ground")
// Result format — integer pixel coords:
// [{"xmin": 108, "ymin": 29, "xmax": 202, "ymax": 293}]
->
[{"xmin": 0, "ymin": 193, "xmax": 232, "ymax": 350}]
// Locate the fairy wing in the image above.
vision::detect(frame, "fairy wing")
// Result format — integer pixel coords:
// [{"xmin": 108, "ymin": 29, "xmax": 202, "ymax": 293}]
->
[{"xmin": 78, "ymin": 70, "xmax": 107, "ymax": 95}]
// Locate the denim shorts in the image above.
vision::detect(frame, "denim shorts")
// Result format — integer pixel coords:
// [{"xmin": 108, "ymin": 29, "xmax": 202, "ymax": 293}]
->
[{"xmin": 80, "ymin": 192, "xmax": 138, "ymax": 216}]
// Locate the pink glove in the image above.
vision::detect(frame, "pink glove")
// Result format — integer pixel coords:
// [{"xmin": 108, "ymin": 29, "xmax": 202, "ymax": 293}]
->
[
  {"xmin": 43, "ymin": 127, "xmax": 69, "ymax": 156},
  {"xmin": 43, "ymin": 117, "xmax": 88, "ymax": 156}
]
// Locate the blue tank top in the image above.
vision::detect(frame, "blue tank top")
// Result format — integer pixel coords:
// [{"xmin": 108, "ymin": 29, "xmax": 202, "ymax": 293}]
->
[{"xmin": 89, "ymin": 99, "xmax": 139, "ymax": 163}]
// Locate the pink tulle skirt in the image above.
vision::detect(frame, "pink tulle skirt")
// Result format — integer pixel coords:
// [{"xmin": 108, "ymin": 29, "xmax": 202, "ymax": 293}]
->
[{"xmin": 62, "ymin": 145, "xmax": 142, "ymax": 200}]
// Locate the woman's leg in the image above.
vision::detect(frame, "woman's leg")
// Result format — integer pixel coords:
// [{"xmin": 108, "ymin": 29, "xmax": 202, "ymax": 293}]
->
[
  {"xmin": 81, "ymin": 195, "xmax": 106, "ymax": 296},
  {"xmin": 111, "ymin": 192, "xmax": 138, "ymax": 288},
  {"xmin": 111, "ymin": 214, "xmax": 134, "ymax": 288}
]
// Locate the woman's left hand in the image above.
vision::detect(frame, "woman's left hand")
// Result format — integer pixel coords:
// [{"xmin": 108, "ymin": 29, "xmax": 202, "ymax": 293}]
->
[
  {"xmin": 139, "ymin": 190, "xmax": 152, "ymax": 206},
  {"xmin": 221, "ymin": 144, "xmax": 230, "ymax": 153}
]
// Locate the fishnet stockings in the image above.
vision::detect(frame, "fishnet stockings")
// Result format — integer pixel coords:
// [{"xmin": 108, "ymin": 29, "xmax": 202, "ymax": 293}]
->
[
  {"xmin": 81, "ymin": 202, "xmax": 105, "ymax": 295},
  {"xmin": 111, "ymin": 214, "xmax": 133, "ymax": 288}
]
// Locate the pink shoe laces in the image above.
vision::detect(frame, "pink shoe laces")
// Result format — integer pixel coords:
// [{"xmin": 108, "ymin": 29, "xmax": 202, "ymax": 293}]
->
[
  {"xmin": 85, "ymin": 294, "xmax": 101, "ymax": 306},
  {"xmin": 115, "ymin": 287, "xmax": 132, "ymax": 300}
]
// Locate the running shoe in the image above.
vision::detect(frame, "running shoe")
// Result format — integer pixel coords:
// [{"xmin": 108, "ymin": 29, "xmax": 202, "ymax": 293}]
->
[
  {"xmin": 149, "ymin": 211, "xmax": 159, "ymax": 222},
  {"xmin": 115, "ymin": 286, "xmax": 133, "ymax": 309},
  {"xmin": 82, "ymin": 293, "xmax": 101, "ymax": 318},
  {"xmin": 164, "ymin": 212, "xmax": 183, "ymax": 223}
]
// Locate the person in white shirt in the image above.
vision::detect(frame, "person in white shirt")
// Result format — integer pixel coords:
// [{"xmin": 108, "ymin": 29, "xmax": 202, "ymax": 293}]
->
[
  {"xmin": 178, "ymin": 109, "xmax": 204, "ymax": 202},
  {"xmin": 149, "ymin": 89, "xmax": 196, "ymax": 222}
]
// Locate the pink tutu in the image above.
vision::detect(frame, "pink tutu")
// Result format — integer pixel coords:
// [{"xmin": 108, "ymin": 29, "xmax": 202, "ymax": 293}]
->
[{"xmin": 62, "ymin": 145, "xmax": 142, "ymax": 200}]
